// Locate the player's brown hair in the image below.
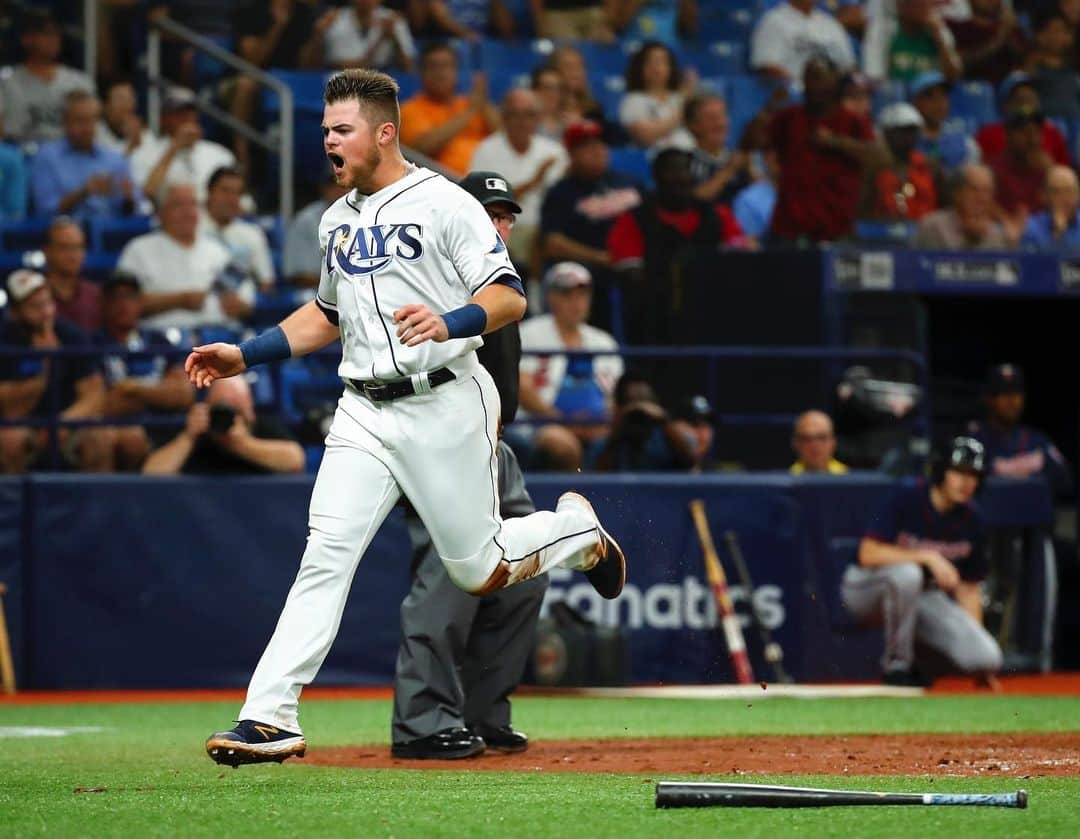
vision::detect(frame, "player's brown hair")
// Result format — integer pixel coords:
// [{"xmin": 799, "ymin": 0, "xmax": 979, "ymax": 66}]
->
[{"xmin": 324, "ymin": 69, "xmax": 401, "ymax": 130}]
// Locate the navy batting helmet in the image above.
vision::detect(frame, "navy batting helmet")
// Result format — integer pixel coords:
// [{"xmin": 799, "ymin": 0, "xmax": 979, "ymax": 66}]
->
[{"xmin": 930, "ymin": 436, "xmax": 986, "ymax": 486}]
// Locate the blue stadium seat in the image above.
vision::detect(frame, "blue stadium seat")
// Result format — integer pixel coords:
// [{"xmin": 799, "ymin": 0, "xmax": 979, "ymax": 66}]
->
[
  {"xmin": 607, "ymin": 147, "xmax": 652, "ymax": 188},
  {"xmin": 696, "ymin": 5, "xmax": 754, "ymax": 42},
  {"xmin": 871, "ymin": 79, "xmax": 907, "ymax": 119},
  {"xmin": 0, "ymin": 218, "xmax": 52, "ymax": 252},
  {"xmin": 854, "ymin": 220, "xmax": 915, "ymax": 245},
  {"xmin": 192, "ymin": 35, "xmax": 234, "ymax": 87},
  {"xmin": 697, "ymin": 76, "xmax": 729, "ymax": 100},
  {"xmin": 255, "ymin": 215, "xmax": 284, "ymax": 252},
  {"xmin": 89, "ymin": 216, "xmax": 154, "ymax": 253},
  {"xmin": 479, "ymin": 39, "xmax": 561, "ymax": 100},
  {"xmin": 726, "ymin": 75, "xmax": 774, "ymax": 145},
  {"xmin": 395, "ymin": 71, "xmax": 421, "ymax": 101},
  {"xmin": 577, "ymin": 41, "xmax": 631, "ymax": 77},
  {"xmin": 949, "ymin": 81, "xmax": 996, "ymax": 129},
  {"xmin": 264, "ymin": 70, "xmax": 330, "ymax": 119},
  {"xmin": 682, "ymin": 42, "xmax": 746, "ymax": 76},
  {"xmin": 591, "ymin": 73, "xmax": 626, "ymax": 122}
]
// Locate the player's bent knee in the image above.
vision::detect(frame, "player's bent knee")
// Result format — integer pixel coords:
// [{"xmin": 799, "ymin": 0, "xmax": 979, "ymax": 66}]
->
[
  {"xmin": 441, "ymin": 553, "xmax": 509, "ymax": 595},
  {"xmin": 884, "ymin": 562, "xmax": 923, "ymax": 597}
]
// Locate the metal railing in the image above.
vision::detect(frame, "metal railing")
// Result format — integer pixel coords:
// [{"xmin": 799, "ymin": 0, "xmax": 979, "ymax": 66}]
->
[{"xmin": 145, "ymin": 15, "xmax": 294, "ymax": 224}]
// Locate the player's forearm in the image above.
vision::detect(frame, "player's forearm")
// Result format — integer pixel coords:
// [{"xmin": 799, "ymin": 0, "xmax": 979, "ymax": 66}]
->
[
  {"xmin": 858, "ymin": 538, "xmax": 926, "ymax": 569},
  {"xmin": 954, "ymin": 582, "xmax": 983, "ymax": 623},
  {"xmin": 229, "ymin": 435, "xmax": 305, "ymax": 474},
  {"xmin": 473, "ymin": 284, "xmax": 526, "ymax": 334},
  {"xmin": 279, "ymin": 300, "xmax": 341, "ymax": 357}
]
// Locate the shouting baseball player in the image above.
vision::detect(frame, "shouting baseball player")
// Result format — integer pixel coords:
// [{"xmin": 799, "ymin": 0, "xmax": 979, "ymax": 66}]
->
[
  {"xmin": 391, "ymin": 172, "xmax": 546, "ymax": 760},
  {"xmin": 192, "ymin": 69, "xmax": 626, "ymax": 767}
]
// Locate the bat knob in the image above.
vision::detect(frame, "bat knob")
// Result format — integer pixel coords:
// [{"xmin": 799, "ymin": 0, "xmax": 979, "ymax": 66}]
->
[{"xmin": 764, "ymin": 643, "xmax": 783, "ymax": 663}]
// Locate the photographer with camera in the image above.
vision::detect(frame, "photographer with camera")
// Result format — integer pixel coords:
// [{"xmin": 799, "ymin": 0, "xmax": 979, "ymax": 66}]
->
[
  {"xmin": 593, "ymin": 371, "xmax": 698, "ymax": 472},
  {"xmin": 142, "ymin": 375, "xmax": 304, "ymax": 475}
]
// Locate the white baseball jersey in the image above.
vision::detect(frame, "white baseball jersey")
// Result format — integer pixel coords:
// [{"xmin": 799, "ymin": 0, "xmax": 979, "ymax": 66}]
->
[{"xmin": 316, "ymin": 166, "xmax": 520, "ymax": 382}]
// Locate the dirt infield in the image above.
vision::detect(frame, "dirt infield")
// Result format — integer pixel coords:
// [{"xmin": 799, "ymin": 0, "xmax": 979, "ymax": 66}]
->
[{"xmin": 307, "ymin": 733, "xmax": 1080, "ymax": 777}]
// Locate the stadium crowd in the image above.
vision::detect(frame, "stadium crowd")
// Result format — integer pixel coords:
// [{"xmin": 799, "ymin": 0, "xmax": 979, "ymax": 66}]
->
[{"xmin": 0, "ymin": 0, "xmax": 1076, "ymax": 483}]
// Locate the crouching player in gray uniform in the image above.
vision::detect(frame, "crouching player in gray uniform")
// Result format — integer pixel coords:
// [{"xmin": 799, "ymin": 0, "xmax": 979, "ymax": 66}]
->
[
  {"xmin": 391, "ymin": 172, "xmax": 547, "ymax": 759},
  {"xmin": 842, "ymin": 437, "xmax": 1003, "ymax": 687}
]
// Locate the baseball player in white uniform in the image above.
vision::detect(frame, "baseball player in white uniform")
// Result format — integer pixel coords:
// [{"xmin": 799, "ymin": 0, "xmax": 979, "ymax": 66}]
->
[{"xmin": 192, "ymin": 69, "xmax": 626, "ymax": 767}]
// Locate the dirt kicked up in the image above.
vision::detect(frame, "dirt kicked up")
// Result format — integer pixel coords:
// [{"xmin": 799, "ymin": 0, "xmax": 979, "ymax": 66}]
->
[{"xmin": 307, "ymin": 733, "xmax": 1080, "ymax": 777}]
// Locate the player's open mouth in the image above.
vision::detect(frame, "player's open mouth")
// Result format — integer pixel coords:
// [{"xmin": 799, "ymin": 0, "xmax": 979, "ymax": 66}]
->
[{"xmin": 327, "ymin": 153, "xmax": 344, "ymax": 170}]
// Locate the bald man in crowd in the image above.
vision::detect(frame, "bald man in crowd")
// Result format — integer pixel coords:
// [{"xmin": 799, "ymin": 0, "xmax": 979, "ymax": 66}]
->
[
  {"xmin": 1021, "ymin": 165, "xmax": 1080, "ymax": 249},
  {"xmin": 790, "ymin": 410, "xmax": 848, "ymax": 474}
]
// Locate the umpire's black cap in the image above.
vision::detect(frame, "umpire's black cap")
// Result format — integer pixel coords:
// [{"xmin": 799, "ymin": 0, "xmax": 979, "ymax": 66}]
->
[
  {"xmin": 459, "ymin": 171, "xmax": 522, "ymax": 214},
  {"xmin": 984, "ymin": 363, "xmax": 1025, "ymax": 395}
]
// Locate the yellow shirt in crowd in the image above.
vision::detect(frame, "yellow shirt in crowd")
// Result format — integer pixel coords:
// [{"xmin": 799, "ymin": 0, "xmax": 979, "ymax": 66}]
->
[{"xmin": 790, "ymin": 459, "xmax": 849, "ymax": 475}]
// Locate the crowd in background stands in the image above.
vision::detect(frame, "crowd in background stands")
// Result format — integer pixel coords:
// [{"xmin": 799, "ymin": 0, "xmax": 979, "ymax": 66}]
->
[{"xmin": 0, "ymin": 1, "xmax": 1077, "ymax": 479}]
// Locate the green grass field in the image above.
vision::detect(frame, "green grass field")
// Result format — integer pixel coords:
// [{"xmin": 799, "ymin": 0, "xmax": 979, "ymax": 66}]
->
[{"xmin": 2, "ymin": 695, "xmax": 1078, "ymax": 837}]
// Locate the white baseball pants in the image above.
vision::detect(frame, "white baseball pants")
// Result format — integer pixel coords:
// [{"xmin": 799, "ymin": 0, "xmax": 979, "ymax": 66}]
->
[{"xmin": 239, "ymin": 353, "xmax": 599, "ymax": 732}]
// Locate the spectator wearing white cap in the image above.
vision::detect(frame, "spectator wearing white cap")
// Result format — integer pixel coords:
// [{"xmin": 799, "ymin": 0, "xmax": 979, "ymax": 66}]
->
[
  {"xmin": 132, "ymin": 87, "xmax": 236, "ymax": 204},
  {"xmin": 0, "ymin": 270, "xmax": 109, "ymax": 473},
  {"xmin": 862, "ymin": 102, "xmax": 940, "ymax": 220},
  {"xmin": 514, "ymin": 262, "xmax": 623, "ymax": 471}
]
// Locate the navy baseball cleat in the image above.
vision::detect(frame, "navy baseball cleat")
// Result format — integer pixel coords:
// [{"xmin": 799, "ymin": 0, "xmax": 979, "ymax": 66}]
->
[
  {"xmin": 205, "ymin": 720, "xmax": 307, "ymax": 767},
  {"xmin": 558, "ymin": 492, "xmax": 626, "ymax": 599}
]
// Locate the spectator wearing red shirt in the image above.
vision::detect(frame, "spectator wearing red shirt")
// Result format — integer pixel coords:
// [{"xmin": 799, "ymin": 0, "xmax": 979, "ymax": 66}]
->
[
  {"xmin": 974, "ymin": 72, "xmax": 1071, "ymax": 165},
  {"xmin": 608, "ymin": 148, "xmax": 745, "ymax": 344},
  {"xmin": 947, "ymin": 0, "xmax": 1028, "ymax": 84},
  {"xmin": 762, "ymin": 56, "xmax": 882, "ymax": 243},
  {"xmin": 988, "ymin": 107, "xmax": 1051, "ymax": 215},
  {"xmin": 863, "ymin": 103, "xmax": 940, "ymax": 221},
  {"xmin": 43, "ymin": 217, "xmax": 101, "ymax": 333}
]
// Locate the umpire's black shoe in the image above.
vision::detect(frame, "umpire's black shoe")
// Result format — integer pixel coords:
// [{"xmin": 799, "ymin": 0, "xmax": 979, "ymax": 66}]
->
[
  {"xmin": 470, "ymin": 723, "xmax": 528, "ymax": 753},
  {"xmin": 558, "ymin": 492, "xmax": 627, "ymax": 599},
  {"xmin": 391, "ymin": 727, "xmax": 486, "ymax": 760},
  {"xmin": 205, "ymin": 720, "xmax": 307, "ymax": 767}
]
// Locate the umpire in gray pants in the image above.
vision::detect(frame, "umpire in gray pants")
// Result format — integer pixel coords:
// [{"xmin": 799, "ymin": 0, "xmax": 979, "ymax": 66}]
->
[
  {"xmin": 391, "ymin": 172, "xmax": 549, "ymax": 759},
  {"xmin": 842, "ymin": 437, "xmax": 1003, "ymax": 687}
]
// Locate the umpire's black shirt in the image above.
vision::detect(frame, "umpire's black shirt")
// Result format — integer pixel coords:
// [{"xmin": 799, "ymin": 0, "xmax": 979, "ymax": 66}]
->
[{"xmin": 476, "ymin": 322, "xmax": 521, "ymax": 426}]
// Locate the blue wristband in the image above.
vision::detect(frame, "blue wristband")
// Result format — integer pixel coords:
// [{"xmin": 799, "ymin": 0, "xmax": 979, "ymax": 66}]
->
[
  {"xmin": 238, "ymin": 325, "xmax": 292, "ymax": 368},
  {"xmin": 442, "ymin": 303, "xmax": 487, "ymax": 339}
]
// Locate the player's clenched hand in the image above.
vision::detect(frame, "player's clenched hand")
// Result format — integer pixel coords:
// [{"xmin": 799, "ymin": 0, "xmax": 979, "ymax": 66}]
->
[
  {"xmin": 393, "ymin": 304, "xmax": 449, "ymax": 347},
  {"xmin": 185, "ymin": 343, "xmax": 246, "ymax": 388},
  {"xmin": 921, "ymin": 551, "xmax": 960, "ymax": 592}
]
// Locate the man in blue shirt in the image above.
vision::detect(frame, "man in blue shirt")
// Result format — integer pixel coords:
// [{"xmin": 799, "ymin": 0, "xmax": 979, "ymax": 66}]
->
[
  {"xmin": 30, "ymin": 90, "xmax": 141, "ymax": 220},
  {"xmin": 0, "ymin": 111, "xmax": 27, "ymax": 219},
  {"xmin": 841, "ymin": 437, "xmax": 1003, "ymax": 687},
  {"xmin": 1021, "ymin": 165, "xmax": 1080, "ymax": 250},
  {"xmin": 0, "ymin": 269, "xmax": 107, "ymax": 473},
  {"xmin": 967, "ymin": 363, "xmax": 1072, "ymax": 496}
]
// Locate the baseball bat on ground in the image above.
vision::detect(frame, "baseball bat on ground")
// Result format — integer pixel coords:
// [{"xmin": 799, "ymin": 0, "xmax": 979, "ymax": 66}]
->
[
  {"xmin": 722, "ymin": 529, "xmax": 793, "ymax": 685},
  {"xmin": 655, "ymin": 782, "xmax": 1028, "ymax": 809},
  {"xmin": 689, "ymin": 500, "xmax": 754, "ymax": 685}
]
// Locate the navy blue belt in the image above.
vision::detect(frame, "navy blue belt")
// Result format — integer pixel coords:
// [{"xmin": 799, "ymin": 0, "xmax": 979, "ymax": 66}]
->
[{"xmin": 345, "ymin": 367, "xmax": 456, "ymax": 402}]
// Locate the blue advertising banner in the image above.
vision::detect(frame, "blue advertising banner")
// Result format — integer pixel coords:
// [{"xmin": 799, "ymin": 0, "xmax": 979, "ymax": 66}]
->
[{"xmin": 14, "ymin": 473, "xmax": 1055, "ymax": 689}]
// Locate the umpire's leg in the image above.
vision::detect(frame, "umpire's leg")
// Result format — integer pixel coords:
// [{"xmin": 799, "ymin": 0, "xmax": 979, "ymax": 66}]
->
[
  {"xmin": 462, "ymin": 442, "xmax": 549, "ymax": 730},
  {"xmin": 391, "ymin": 515, "xmax": 480, "ymax": 744}
]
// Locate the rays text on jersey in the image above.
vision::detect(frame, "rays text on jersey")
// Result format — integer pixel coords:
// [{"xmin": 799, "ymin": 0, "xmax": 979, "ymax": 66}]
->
[{"xmin": 327, "ymin": 223, "xmax": 424, "ymax": 276}]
